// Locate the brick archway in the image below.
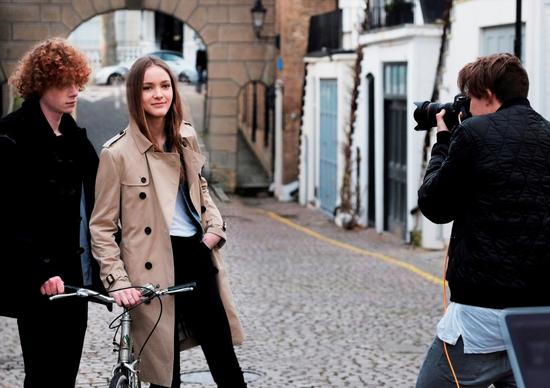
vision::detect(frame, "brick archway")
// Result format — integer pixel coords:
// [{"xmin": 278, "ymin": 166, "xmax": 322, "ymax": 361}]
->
[{"xmin": 0, "ymin": 0, "xmax": 276, "ymax": 191}]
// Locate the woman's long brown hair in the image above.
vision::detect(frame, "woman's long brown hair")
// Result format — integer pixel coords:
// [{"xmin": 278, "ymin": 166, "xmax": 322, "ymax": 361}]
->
[{"xmin": 126, "ymin": 56, "xmax": 186, "ymax": 176}]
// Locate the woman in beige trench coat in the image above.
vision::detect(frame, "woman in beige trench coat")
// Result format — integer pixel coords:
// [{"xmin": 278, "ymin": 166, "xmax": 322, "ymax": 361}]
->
[{"xmin": 89, "ymin": 56, "xmax": 246, "ymax": 388}]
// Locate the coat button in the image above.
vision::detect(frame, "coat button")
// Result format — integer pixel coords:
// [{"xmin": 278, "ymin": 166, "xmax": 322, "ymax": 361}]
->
[
  {"xmin": 201, "ymin": 206, "xmax": 206, "ymax": 214},
  {"xmin": 144, "ymin": 261, "xmax": 152, "ymax": 270},
  {"xmin": 139, "ymin": 192, "xmax": 147, "ymax": 200},
  {"xmin": 141, "ymin": 177, "xmax": 147, "ymax": 183},
  {"xmin": 144, "ymin": 227, "xmax": 152, "ymax": 235},
  {"xmin": 76, "ymin": 247, "xmax": 85, "ymax": 255},
  {"xmin": 43, "ymin": 257, "xmax": 50, "ymax": 264}
]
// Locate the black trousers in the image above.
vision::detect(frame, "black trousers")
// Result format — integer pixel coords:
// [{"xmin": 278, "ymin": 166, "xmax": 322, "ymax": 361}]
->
[
  {"xmin": 151, "ymin": 234, "xmax": 246, "ymax": 388},
  {"xmin": 17, "ymin": 297, "xmax": 87, "ymax": 388}
]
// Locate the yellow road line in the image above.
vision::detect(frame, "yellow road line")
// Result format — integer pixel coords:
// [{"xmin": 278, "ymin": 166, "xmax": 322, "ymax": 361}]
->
[{"xmin": 261, "ymin": 210, "xmax": 443, "ymax": 286}]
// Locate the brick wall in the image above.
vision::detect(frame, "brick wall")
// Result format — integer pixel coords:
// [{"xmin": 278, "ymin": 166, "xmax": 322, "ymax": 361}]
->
[{"xmin": 276, "ymin": 0, "xmax": 338, "ymax": 185}]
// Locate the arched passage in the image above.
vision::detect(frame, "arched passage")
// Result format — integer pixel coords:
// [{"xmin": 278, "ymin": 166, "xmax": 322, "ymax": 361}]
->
[
  {"xmin": 235, "ymin": 80, "xmax": 274, "ymax": 192},
  {"xmin": 0, "ymin": 0, "xmax": 276, "ymax": 191}
]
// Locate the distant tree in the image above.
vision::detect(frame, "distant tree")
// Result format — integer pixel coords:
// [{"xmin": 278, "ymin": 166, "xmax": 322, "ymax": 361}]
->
[
  {"xmin": 423, "ymin": 0, "xmax": 453, "ymax": 165},
  {"xmin": 101, "ymin": 13, "xmax": 117, "ymax": 66},
  {"xmin": 337, "ymin": 44, "xmax": 364, "ymax": 229}
]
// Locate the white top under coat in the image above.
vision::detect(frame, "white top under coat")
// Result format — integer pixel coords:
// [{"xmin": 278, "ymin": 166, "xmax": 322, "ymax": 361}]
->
[
  {"xmin": 437, "ymin": 302, "xmax": 506, "ymax": 354},
  {"xmin": 169, "ymin": 186, "xmax": 198, "ymax": 237}
]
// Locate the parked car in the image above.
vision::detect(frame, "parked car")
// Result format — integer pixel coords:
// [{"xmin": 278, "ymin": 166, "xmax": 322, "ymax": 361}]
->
[
  {"xmin": 150, "ymin": 50, "xmax": 199, "ymax": 84},
  {"xmin": 94, "ymin": 50, "xmax": 199, "ymax": 85},
  {"xmin": 93, "ymin": 59, "xmax": 132, "ymax": 85}
]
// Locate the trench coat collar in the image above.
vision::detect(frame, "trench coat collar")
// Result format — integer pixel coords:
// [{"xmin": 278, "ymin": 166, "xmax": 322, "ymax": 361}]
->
[
  {"xmin": 128, "ymin": 120, "xmax": 155, "ymax": 154},
  {"xmin": 127, "ymin": 120, "xmax": 206, "ymax": 172}
]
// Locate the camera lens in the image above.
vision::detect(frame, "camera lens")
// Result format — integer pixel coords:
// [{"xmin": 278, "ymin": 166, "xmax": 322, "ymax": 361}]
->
[{"xmin": 413, "ymin": 101, "xmax": 442, "ymax": 131}]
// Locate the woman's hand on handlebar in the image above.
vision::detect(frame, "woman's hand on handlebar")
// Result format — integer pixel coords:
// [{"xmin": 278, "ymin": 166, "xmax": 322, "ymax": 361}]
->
[{"xmin": 111, "ymin": 288, "xmax": 143, "ymax": 308}]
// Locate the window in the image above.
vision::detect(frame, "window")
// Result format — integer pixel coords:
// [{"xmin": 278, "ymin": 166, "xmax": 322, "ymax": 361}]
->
[
  {"xmin": 481, "ymin": 24, "xmax": 525, "ymax": 61},
  {"xmin": 383, "ymin": 63, "xmax": 408, "ymax": 238},
  {"xmin": 384, "ymin": 63, "xmax": 407, "ymax": 97}
]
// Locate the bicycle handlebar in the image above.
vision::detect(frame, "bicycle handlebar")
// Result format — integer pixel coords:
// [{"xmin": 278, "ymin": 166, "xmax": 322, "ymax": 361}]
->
[
  {"xmin": 166, "ymin": 283, "xmax": 196, "ymax": 294},
  {"xmin": 49, "ymin": 288, "xmax": 115, "ymax": 305},
  {"xmin": 49, "ymin": 282, "xmax": 196, "ymax": 306}
]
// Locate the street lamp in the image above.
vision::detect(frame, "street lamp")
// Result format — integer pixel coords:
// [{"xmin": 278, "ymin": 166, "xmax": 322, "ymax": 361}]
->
[{"xmin": 250, "ymin": 0, "xmax": 280, "ymax": 48}]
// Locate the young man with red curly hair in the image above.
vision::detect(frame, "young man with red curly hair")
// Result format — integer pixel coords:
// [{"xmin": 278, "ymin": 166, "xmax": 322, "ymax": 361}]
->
[{"xmin": 0, "ymin": 38, "xmax": 105, "ymax": 387}]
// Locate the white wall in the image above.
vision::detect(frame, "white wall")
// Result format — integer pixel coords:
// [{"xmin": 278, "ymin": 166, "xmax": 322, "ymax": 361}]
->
[
  {"xmin": 357, "ymin": 25, "xmax": 441, "ymax": 239},
  {"xmin": 340, "ymin": 0, "xmax": 366, "ymax": 50},
  {"xmin": 439, "ymin": 0, "xmax": 522, "ymax": 104},
  {"xmin": 526, "ymin": 0, "xmax": 550, "ymax": 119}
]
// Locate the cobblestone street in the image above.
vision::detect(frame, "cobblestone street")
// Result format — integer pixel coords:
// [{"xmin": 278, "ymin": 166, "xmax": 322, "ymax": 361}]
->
[{"xmin": 0, "ymin": 195, "xmax": 445, "ymax": 387}]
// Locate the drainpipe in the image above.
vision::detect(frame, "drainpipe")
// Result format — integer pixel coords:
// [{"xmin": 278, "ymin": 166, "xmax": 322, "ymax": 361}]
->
[
  {"xmin": 514, "ymin": 0, "xmax": 522, "ymax": 59},
  {"xmin": 273, "ymin": 79, "xmax": 284, "ymax": 199}
]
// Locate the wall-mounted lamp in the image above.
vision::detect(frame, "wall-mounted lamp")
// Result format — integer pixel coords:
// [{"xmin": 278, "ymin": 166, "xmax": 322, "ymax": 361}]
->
[{"xmin": 250, "ymin": 0, "xmax": 280, "ymax": 48}]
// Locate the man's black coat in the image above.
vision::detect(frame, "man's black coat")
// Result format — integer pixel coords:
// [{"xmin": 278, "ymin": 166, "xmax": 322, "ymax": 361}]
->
[
  {"xmin": 0, "ymin": 98, "xmax": 104, "ymax": 317},
  {"xmin": 418, "ymin": 98, "xmax": 550, "ymax": 308}
]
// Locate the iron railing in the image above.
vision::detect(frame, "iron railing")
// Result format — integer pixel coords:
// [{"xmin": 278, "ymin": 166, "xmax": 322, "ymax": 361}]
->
[
  {"xmin": 307, "ymin": 9, "xmax": 342, "ymax": 53},
  {"xmin": 367, "ymin": 0, "xmax": 414, "ymax": 31}
]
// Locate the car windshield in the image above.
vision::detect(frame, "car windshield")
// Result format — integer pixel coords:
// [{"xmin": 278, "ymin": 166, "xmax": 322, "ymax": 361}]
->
[{"xmin": 161, "ymin": 53, "xmax": 182, "ymax": 62}]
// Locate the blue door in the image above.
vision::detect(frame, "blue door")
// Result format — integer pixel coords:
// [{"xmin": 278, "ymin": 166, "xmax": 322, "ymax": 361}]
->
[{"xmin": 319, "ymin": 79, "xmax": 338, "ymax": 214}]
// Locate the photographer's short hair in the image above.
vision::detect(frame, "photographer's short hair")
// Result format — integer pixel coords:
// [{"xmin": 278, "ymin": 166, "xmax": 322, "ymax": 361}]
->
[
  {"xmin": 458, "ymin": 53, "xmax": 529, "ymax": 102},
  {"xmin": 9, "ymin": 38, "xmax": 90, "ymax": 100}
]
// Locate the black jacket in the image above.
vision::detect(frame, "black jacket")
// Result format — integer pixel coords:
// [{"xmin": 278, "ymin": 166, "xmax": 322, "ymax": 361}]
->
[
  {"xmin": 0, "ymin": 98, "xmax": 104, "ymax": 317},
  {"xmin": 418, "ymin": 98, "xmax": 550, "ymax": 308}
]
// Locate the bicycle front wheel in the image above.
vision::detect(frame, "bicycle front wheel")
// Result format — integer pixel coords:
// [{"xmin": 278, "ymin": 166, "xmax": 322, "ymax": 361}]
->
[{"xmin": 109, "ymin": 371, "xmax": 129, "ymax": 388}]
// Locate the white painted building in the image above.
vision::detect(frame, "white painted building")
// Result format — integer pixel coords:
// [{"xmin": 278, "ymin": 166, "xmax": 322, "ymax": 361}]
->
[
  {"xmin": 300, "ymin": 0, "xmax": 445, "ymax": 242},
  {"xmin": 528, "ymin": 0, "xmax": 550, "ymax": 120},
  {"xmin": 299, "ymin": 0, "xmax": 364, "ymax": 214},
  {"xmin": 300, "ymin": 52, "xmax": 357, "ymax": 213},
  {"xmin": 357, "ymin": 22, "xmax": 442, "ymax": 242}
]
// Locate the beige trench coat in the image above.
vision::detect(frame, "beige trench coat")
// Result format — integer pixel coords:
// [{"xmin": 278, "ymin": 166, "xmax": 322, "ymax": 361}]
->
[{"xmin": 89, "ymin": 121, "xmax": 243, "ymax": 387}]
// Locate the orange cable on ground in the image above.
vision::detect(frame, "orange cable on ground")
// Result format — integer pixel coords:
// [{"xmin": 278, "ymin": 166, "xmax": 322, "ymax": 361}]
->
[{"xmin": 442, "ymin": 248, "xmax": 460, "ymax": 388}]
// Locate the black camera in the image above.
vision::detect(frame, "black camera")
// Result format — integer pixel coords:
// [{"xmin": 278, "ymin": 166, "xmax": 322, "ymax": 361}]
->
[{"xmin": 413, "ymin": 94, "xmax": 471, "ymax": 131}]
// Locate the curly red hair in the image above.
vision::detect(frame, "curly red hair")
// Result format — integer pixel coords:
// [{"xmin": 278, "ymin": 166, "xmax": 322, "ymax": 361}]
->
[{"xmin": 9, "ymin": 37, "xmax": 91, "ymax": 99}]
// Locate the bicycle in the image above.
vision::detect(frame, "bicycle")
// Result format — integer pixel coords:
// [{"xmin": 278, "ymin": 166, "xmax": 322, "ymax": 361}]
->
[{"xmin": 50, "ymin": 282, "xmax": 195, "ymax": 388}]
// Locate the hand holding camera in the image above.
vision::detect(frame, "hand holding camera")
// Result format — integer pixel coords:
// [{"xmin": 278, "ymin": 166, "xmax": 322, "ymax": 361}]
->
[
  {"xmin": 413, "ymin": 93, "xmax": 471, "ymax": 131},
  {"xmin": 435, "ymin": 109, "xmax": 450, "ymax": 133}
]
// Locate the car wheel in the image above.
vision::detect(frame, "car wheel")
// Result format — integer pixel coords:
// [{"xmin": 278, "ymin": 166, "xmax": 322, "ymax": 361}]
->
[
  {"xmin": 178, "ymin": 73, "xmax": 190, "ymax": 83},
  {"xmin": 107, "ymin": 73, "xmax": 124, "ymax": 85}
]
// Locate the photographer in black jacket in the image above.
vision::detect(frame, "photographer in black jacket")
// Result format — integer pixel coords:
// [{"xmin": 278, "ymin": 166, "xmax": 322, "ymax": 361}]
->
[{"xmin": 416, "ymin": 53, "xmax": 550, "ymax": 387}]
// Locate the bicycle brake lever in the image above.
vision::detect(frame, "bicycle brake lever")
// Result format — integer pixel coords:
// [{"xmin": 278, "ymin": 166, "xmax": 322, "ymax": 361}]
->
[{"xmin": 140, "ymin": 283, "xmax": 158, "ymax": 297}]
